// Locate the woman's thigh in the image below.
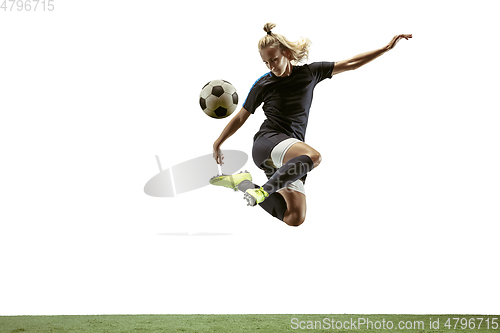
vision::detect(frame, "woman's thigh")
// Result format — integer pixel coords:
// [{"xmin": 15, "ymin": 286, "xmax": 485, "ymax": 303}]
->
[{"xmin": 283, "ymin": 142, "xmax": 322, "ymax": 168}]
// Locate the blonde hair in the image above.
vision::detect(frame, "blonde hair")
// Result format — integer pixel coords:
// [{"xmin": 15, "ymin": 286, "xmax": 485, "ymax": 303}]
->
[{"xmin": 258, "ymin": 23, "xmax": 311, "ymax": 65}]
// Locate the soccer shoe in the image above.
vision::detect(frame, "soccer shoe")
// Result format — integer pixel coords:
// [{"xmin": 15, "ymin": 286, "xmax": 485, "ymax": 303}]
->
[
  {"xmin": 244, "ymin": 187, "xmax": 269, "ymax": 206},
  {"xmin": 209, "ymin": 171, "xmax": 252, "ymax": 192}
]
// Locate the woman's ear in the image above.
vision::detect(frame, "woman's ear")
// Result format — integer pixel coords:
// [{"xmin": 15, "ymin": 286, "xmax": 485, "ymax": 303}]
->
[{"xmin": 284, "ymin": 49, "xmax": 292, "ymax": 60}]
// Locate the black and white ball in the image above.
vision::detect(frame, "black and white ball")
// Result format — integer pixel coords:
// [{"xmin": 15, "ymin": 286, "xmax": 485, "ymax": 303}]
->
[{"xmin": 199, "ymin": 80, "xmax": 238, "ymax": 119}]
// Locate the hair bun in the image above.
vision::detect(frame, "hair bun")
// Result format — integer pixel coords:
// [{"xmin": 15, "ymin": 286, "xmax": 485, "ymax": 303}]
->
[{"xmin": 263, "ymin": 22, "xmax": 276, "ymax": 34}]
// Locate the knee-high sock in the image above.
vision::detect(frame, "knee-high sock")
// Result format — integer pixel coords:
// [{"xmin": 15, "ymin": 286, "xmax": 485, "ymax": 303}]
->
[
  {"xmin": 262, "ymin": 155, "xmax": 314, "ymax": 195},
  {"xmin": 238, "ymin": 180, "xmax": 287, "ymax": 221}
]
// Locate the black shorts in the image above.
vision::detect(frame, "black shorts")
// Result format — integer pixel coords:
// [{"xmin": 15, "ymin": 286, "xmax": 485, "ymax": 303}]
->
[{"xmin": 252, "ymin": 131, "xmax": 307, "ymax": 183}]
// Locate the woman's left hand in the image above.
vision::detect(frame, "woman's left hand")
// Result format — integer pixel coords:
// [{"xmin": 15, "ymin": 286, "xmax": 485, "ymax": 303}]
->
[{"xmin": 386, "ymin": 34, "xmax": 412, "ymax": 50}]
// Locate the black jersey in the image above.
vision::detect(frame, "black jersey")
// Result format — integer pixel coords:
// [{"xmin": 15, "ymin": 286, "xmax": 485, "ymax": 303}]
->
[{"xmin": 243, "ymin": 61, "xmax": 335, "ymax": 142}]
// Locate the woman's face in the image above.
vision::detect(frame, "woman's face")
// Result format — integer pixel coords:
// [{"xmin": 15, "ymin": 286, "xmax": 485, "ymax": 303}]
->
[{"xmin": 260, "ymin": 47, "xmax": 292, "ymax": 77}]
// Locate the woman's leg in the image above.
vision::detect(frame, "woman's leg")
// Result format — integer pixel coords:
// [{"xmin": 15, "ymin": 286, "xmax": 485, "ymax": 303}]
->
[
  {"xmin": 237, "ymin": 180, "xmax": 288, "ymax": 221},
  {"xmin": 278, "ymin": 188, "xmax": 307, "ymax": 226},
  {"xmin": 259, "ymin": 142, "xmax": 321, "ymax": 196},
  {"xmin": 282, "ymin": 142, "xmax": 322, "ymax": 167},
  {"xmin": 254, "ymin": 141, "xmax": 317, "ymax": 225},
  {"xmin": 239, "ymin": 178, "xmax": 307, "ymax": 226},
  {"xmin": 214, "ymin": 137, "xmax": 318, "ymax": 225}
]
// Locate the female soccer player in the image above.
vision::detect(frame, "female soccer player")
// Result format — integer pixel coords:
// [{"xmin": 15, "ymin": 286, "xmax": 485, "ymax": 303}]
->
[{"xmin": 210, "ymin": 23, "xmax": 411, "ymax": 227}]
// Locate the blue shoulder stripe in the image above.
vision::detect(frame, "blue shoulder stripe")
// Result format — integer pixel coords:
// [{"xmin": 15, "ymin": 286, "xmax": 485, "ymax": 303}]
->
[{"xmin": 243, "ymin": 72, "xmax": 271, "ymax": 107}]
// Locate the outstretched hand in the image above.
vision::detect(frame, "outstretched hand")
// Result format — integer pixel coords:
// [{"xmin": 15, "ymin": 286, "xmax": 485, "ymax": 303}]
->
[
  {"xmin": 213, "ymin": 147, "xmax": 224, "ymax": 165},
  {"xmin": 387, "ymin": 34, "xmax": 412, "ymax": 50}
]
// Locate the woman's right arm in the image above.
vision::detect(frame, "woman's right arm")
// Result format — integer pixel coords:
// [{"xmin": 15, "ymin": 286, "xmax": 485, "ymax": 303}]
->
[{"xmin": 213, "ymin": 107, "xmax": 252, "ymax": 165}]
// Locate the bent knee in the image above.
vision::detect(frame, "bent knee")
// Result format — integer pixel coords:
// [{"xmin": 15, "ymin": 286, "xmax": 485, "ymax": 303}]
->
[
  {"xmin": 284, "ymin": 212, "xmax": 306, "ymax": 227},
  {"xmin": 309, "ymin": 152, "xmax": 321, "ymax": 168}
]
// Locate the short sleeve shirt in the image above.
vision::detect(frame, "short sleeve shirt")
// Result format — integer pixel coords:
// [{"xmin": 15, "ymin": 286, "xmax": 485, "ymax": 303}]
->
[{"xmin": 243, "ymin": 61, "xmax": 335, "ymax": 142}]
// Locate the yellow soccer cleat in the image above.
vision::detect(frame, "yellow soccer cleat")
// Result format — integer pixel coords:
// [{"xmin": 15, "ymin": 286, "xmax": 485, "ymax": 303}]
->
[
  {"xmin": 244, "ymin": 187, "xmax": 269, "ymax": 206},
  {"xmin": 209, "ymin": 171, "xmax": 252, "ymax": 192}
]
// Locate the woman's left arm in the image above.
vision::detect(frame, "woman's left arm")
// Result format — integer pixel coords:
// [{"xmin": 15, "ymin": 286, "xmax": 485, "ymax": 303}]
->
[{"xmin": 332, "ymin": 34, "xmax": 412, "ymax": 76}]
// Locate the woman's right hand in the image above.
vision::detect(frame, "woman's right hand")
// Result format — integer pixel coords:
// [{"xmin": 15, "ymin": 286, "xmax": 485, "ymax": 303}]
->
[
  {"xmin": 211, "ymin": 108, "xmax": 251, "ymax": 166},
  {"xmin": 213, "ymin": 143, "xmax": 224, "ymax": 165}
]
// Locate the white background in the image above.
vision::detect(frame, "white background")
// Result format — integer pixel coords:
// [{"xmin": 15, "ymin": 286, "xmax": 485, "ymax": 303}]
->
[{"xmin": 1, "ymin": 0, "xmax": 499, "ymax": 315}]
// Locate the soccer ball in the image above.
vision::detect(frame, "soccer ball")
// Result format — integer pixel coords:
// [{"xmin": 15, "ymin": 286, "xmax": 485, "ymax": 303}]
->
[{"xmin": 199, "ymin": 79, "xmax": 238, "ymax": 119}]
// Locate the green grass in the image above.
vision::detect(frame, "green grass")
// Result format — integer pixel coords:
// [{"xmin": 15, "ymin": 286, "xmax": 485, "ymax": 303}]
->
[{"xmin": 0, "ymin": 314, "xmax": 498, "ymax": 333}]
